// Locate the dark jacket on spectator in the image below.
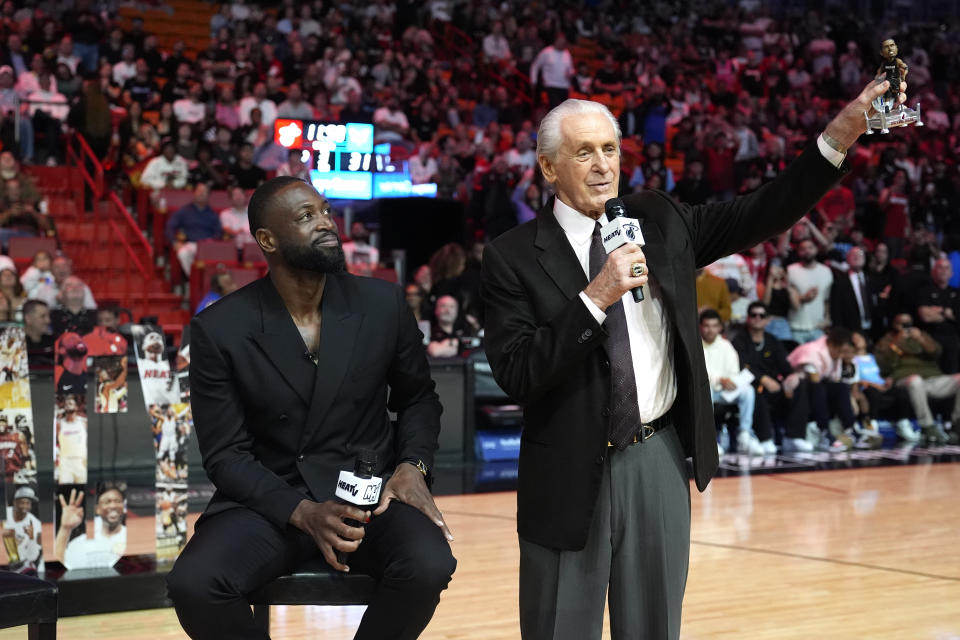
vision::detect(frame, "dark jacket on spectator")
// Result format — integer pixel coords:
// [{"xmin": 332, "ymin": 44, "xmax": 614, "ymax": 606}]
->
[
  {"xmin": 165, "ymin": 203, "xmax": 222, "ymax": 243},
  {"xmin": 618, "ymin": 106, "xmax": 644, "ymax": 139},
  {"xmin": 731, "ymin": 329, "xmax": 793, "ymax": 382},
  {"xmin": 231, "ymin": 163, "xmax": 266, "ymax": 190},
  {"xmin": 829, "ymin": 268, "xmax": 875, "ymax": 333},
  {"xmin": 50, "ymin": 308, "xmax": 96, "ymax": 338}
]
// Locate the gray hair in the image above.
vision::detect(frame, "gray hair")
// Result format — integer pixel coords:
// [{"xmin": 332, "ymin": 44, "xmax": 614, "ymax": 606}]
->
[{"xmin": 536, "ymin": 99, "xmax": 622, "ymax": 164}]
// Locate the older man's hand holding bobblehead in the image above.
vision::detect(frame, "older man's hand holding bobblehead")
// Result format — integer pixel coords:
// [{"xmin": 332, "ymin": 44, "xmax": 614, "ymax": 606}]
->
[{"xmin": 481, "ymin": 77, "xmax": 907, "ymax": 640}]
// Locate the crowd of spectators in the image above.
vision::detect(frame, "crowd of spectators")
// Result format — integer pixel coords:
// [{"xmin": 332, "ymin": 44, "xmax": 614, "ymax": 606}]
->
[{"xmin": 0, "ymin": 1, "xmax": 960, "ymax": 453}]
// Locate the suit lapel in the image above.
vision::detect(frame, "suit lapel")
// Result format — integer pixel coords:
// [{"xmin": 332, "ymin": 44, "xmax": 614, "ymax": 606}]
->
[
  {"xmin": 251, "ymin": 278, "xmax": 316, "ymax": 407},
  {"xmin": 535, "ymin": 199, "xmax": 588, "ymax": 300},
  {"xmin": 301, "ymin": 274, "xmax": 362, "ymax": 447}
]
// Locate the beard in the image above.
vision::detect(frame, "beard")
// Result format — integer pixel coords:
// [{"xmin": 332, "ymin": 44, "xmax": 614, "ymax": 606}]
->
[{"xmin": 277, "ymin": 236, "xmax": 346, "ymax": 274}]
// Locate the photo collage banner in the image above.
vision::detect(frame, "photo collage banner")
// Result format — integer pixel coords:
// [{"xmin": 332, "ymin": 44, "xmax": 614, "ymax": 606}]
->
[
  {"xmin": 51, "ymin": 324, "xmax": 131, "ymax": 570},
  {"xmin": 132, "ymin": 325, "xmax": 191, "ymax": 561},
  {"xmin": 0, "ymin": 324, "xmax": 41, "ymax": 573}
]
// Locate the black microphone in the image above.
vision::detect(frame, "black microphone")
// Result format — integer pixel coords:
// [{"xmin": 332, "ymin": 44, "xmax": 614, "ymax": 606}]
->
[
  {"xmin": 600, "ymin": 197, "xmax": 646, "ymax": 302},
  {"xmin": 334, "ymin": 449, "xmax": 382, "ymax": 565}
]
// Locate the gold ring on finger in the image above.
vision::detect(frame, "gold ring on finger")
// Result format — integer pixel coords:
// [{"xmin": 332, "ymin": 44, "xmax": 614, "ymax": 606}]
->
[{"xmin": 631, "ymin": 262, "xmax": 645, "ymax": 278}]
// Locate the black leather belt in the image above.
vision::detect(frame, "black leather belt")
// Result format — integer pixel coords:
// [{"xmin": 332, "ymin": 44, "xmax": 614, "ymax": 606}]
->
[{"xmin": 607, "ymin": 412, "xmax": 671, "ymax": 447}]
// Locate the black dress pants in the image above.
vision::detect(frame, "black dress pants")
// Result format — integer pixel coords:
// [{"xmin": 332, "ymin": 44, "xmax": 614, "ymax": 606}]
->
[
  {"xmin": 753, "ymin": 387, "xmax": 808, "ymax": 441},
  {"xmin": 808, "ymin": 380, "xmax": 855, "ymax": 432},
  {"xmin": 166, "ymin": 501, "xmax": 456, "ymax": 640}
]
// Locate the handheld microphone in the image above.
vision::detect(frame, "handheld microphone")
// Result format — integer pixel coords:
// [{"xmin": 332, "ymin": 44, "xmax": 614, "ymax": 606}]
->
[
  {"xmin": 600, "ymin": 197, "xmax": 646, "ymax": 302},
  {"xmin": 334, "ymin": 449, "xmax": 382, "ymax": 565}
]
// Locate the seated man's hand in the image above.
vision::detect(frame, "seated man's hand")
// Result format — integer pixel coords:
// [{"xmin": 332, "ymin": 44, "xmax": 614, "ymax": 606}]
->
[
  {"xmin": 289, "ymin": 499, "xmax": 369, "ymax": 572},
  {"xmin": 374, "ymin": 462, "xmax": 453, "ymax": 542}
]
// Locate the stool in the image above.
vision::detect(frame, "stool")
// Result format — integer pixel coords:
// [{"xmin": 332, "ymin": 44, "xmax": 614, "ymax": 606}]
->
[
  {"xmin": 0, "ymin": 571, "xmax": 58, "ymax": 639},
  {"xmin": 247, "ymin": 557, "xmax": 376, "ymax": 634}
]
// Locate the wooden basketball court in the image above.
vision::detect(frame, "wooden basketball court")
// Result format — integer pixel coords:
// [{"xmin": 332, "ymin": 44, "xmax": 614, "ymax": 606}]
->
[{"xmin": 5, "ymin": 463, "xmax": 958, "ymax": 639}]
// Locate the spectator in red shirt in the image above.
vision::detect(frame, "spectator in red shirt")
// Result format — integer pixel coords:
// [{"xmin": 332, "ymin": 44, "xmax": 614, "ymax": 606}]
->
[
  {"xmin": 815, "ymin": 182, "xmax": 856, "ymax": 234},
  {"xmin": 879, "ymin": 169, "xmax": 911, "ymax": 259},
  {"xmin": 705, "ymin": 131, "xmax": 736, "ymax": 201}
]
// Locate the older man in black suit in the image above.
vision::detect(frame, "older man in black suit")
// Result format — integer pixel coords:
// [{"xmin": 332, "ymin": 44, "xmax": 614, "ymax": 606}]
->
[
  {"xmin": 166, "ymin": 177, "xmax": 455, "ymax": 640},
  {"xmin": 482, "ymin": 77, "xmax": 905, "ymax": 639},
  {"xmin": 830, "ymin": 246, "xmax": 876, "ymax": 334}
]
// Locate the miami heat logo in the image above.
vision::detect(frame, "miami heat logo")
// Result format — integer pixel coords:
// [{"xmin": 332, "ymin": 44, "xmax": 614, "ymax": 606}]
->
[{"xmin": 275, "ymin": 120, "xmax": 304, "ymax": 148}]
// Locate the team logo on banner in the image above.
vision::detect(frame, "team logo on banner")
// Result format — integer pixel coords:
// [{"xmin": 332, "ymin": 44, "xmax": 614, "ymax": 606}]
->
[
  {"xmin": 0, "ymin": 324, "xmax": 41, "ymax": 573},
  {"xmin": 131, "ymin": 325, "xmax": 191, "ymax": 562}
]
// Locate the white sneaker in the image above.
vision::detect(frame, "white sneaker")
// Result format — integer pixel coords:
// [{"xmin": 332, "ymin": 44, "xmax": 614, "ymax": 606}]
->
[
  {"xmin": 759, "ymin": 439, "xmax": 777, "ymax": 455},
  {"xmin": 854, "ymin": 431, "xmax": 883, "ymax": 449},
  {"xmin": 782, "ymin": 437, "xmax": 814, "ymax": 453},
  {"xmin": 737, "ymin": 431, "xmax": 765, "ymax": 455},
  {"xmin": 896, "ymin": 419, "xmax": 921, "ymax": 443},
  {"xmin": 805, "ymin": 421, "xmax": 820, "ymax": 446},
  {"xmin": 828, "ymin": 418, "xmax": 845, "ymax": 438},
  {"xmin": 818, "ymin": 434, "xmax": 849, "ymax": 453}
]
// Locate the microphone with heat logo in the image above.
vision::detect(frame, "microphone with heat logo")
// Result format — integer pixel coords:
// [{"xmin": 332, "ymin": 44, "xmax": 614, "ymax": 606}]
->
[
  {"xmin": 334, "ymin": 449, "xmax": 382, "ymax": 565},
  {"xmin": 600, "ymin": 197, "xmax": 646, "ymax": 302}
]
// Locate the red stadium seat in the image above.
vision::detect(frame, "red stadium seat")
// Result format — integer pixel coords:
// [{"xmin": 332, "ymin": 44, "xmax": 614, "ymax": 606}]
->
[
  {"xmin": 372, "ymin": 268, "xmax": 398, "ymax": 283},
  {"xmin": 241, "ymin": 243, "xmax": 265, "ymax": 264},
  {"xmin": 196, "ymin": 240, "xmax": 239, "ymax": 264},
  {"xmin": 8, "ymin": 236, "xmax": 57, "ymax": 262}
]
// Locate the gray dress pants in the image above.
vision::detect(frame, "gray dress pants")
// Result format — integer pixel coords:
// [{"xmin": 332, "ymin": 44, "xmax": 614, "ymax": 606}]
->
[{"xmin": 519, "ymin": 425, "xmax": 691, "ymax": 640}]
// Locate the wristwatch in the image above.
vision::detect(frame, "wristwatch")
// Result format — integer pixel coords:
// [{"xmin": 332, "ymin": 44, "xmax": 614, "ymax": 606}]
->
[
  {"xmin": 400, "ymin": 458, "xmax": 432, "ymax": 486},
  {"xmin": 821, "ymin": 131, "xmax": 847, "ymax": 155}
]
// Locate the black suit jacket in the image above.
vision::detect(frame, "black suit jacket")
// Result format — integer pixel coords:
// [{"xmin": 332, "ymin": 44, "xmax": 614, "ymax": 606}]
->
[
  {"xmin": 617, "ymin": 107, "xmax": 644, "ymax": 139},
  {"xmin": 482, "ymin": 144, "xmax": 847, "ymax": 550},
  {"xmin": 829, "ymin": 268, "xmax": 874, "ymax": 332},
  {"xmin": 189, "ymin": 273, "xmax": 441, "ymax": 529}
]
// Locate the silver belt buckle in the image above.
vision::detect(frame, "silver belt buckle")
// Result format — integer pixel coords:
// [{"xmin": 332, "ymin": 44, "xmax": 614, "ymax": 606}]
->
[{"xmin": 642, "ymin": 424, "xmax": 656, "ymax": 440}]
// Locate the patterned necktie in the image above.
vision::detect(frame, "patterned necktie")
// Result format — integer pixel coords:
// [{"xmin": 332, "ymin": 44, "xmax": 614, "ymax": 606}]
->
[{"xmin": 590, "ymin": 222, "xmax": 642, "ymax": 449}]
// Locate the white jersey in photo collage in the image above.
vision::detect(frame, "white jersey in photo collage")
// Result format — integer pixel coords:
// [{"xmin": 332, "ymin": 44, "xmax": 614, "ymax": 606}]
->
[
  {"xmin": 0, "ymin": 325, "xmax": 41, "ymax": 573},
  {"xmin": 132, "ymin": 325, "xmax": 192, "ymax": 562}
]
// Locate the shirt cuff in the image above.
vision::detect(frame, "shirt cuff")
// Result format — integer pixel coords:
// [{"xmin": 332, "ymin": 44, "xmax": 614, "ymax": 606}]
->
[
  {"xmin": 817, "ymin": 133, "xmax": 846, "ymax": 168},
  {"xmin": 579, "ymin": 291, "xmax": 607, "ymax": 325}
]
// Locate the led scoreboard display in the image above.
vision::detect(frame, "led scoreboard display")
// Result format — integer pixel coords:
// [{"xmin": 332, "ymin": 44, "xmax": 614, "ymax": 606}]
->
[{"xmin": 273, "ymin": 119, "xmax": 436, "ymax": 200}]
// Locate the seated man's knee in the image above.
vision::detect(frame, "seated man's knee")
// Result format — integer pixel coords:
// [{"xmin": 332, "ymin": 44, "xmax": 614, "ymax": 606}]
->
[
  {"xmin": 904, "ymin": 374, "xmax": 924, "ymax": 389},
  {"xmin": 166, "ymin": 555, "xmax": 225, "ymax": 604},
  {"xmin": 387, "ymin": 544, "xmax": 457, "ymax": 594},
  {"xmin": 166, "ymin": 560, "xmax": 203, "ymax": 603}
]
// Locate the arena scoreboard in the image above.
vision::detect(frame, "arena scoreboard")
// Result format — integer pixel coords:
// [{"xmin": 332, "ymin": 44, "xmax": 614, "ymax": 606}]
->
[{"xmin": 273, "ymin": 119, "xmax": 437, "ymax": 200}]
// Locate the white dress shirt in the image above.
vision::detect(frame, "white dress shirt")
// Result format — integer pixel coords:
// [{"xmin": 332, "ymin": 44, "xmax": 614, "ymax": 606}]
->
[
  {"xmin": 551, "ymin": 136, "xmax": 843, "ymax": 420},
  {"xmin": 553, "ymin": 197, "xmax": 677, "ymax": 422}
]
